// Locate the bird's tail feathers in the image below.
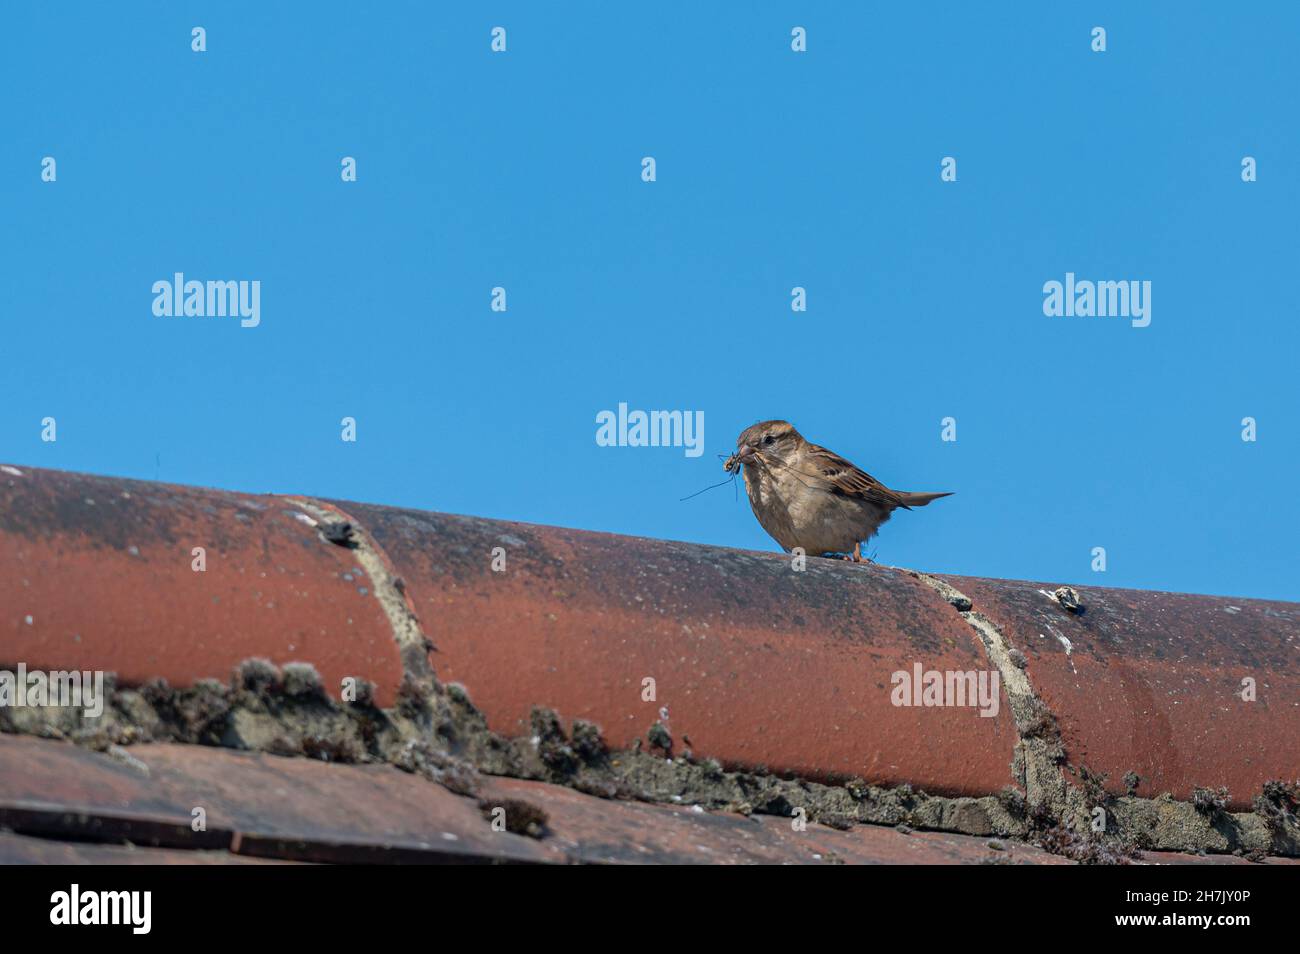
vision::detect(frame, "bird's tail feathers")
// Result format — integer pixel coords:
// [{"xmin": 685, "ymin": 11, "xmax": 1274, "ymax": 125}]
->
[{"xmin": 896, "ymin": 490, "xmax": 953, "ymax": 508}]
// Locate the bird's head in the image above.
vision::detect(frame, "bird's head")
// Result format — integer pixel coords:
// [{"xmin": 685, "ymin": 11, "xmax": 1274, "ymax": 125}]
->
[{"xmin": 724, "ymin": 420, "xmax": 802, "ymax": 474}]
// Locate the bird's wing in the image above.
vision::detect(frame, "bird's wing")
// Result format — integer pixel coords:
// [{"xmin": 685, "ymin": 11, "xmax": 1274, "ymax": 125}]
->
[{"xmin": 805, "ymin": 443, "xmax": 912, "ymax": 509}]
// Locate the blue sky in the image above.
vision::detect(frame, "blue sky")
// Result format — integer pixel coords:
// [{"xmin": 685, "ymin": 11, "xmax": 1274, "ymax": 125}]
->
[{"xmin": 3, "ymin": 3, "xmax": 1296, "ymax": 600}]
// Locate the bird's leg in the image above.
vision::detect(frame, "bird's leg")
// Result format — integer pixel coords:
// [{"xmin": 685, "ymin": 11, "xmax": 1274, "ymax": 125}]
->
[{"xmin": 853, "ymin": 542, "xmax": 863, "ymax": 563}]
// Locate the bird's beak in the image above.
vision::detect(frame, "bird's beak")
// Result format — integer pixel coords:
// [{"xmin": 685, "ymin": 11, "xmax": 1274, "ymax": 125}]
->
[{"xmin": 724, "ymin": 444, "xmax": 758, "ymax": 474}]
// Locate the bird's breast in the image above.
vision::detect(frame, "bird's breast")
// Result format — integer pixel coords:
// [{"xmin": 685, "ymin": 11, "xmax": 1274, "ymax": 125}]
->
[{"xmin": 745, "ymin": 463, "xmax": 888, "ymax": 555}]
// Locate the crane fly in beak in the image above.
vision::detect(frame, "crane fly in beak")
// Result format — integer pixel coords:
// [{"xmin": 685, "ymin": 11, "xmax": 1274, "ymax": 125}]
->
[{"xmin": 724, "ymin": 443, "xmax": 757, "ymax": 475}]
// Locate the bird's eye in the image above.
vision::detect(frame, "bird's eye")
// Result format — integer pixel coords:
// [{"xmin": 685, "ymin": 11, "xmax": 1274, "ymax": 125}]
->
[{"xmin": 763, "ymin": 435, "xmax": 776, "ymax": 445}]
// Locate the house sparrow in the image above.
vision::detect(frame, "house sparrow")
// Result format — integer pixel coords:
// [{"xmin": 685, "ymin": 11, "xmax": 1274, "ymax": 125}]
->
[{"xmin": 724, "ymin": 420, "xmax": 951, "ymax": 561}]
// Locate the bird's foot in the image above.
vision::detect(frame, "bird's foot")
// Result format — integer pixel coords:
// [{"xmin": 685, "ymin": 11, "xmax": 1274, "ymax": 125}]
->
[{"xmin": 842, "ymin": 543, "xmax": 876, "ymax": 564}]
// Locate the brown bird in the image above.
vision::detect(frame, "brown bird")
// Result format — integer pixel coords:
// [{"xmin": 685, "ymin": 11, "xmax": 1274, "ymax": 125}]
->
[{"xmin": 724, "ymin": 420, "xmax": 952, "ymax": 561}]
